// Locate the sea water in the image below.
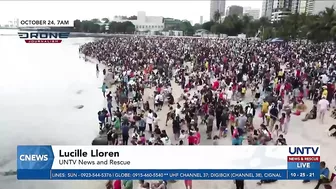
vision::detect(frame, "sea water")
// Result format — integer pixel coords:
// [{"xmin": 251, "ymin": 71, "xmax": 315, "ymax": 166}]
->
[{"xmin": 0, "ymin": 29, "xmax": 105, "ymax": 189}]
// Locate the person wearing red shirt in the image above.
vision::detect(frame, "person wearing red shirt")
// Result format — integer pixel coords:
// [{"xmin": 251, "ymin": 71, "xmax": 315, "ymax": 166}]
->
[
  {"xmin": 194, "ymin": 128, "xmax": 201, "ymax": 145},
  {"xmin": 213, "ymin": 80, "xmax": 219, "ymax": 90},
  {"xmin": 113, "ymin": 180, "xmax": 121, "ymax": 189},
  {"xmin": 275, "ymin": 83, "xmax": 281, "ymax": 95},
  {"xmin": 129, "ymin": 71, "xmax": 134, "ymax": 78},
  {"xmin": 188, "ymin": 132, "xmax": 195, "ymax": 145},
  {"xmin": 184, "ymin": 180, "xmax": 192, "ymax": 189},
  {"xmin": 219, "ymin": 90, "xmax": 224, "ymax": 100},
  {"xmin": 157, "ymin": 87, "xmax": 161, "ymax": 94}
]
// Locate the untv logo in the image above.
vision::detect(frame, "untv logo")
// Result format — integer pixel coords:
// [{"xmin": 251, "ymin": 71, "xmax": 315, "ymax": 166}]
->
[
  {"xmin": 289, "ymin": 147, "xmax": 319, "ymax": 155},
  {"xmin": 18, "ymin": 32, "xmax": 70, "ymax": 43},
  {"xmin": 19, "ymin": 155, "xmax": 48, "ymax": 161}
]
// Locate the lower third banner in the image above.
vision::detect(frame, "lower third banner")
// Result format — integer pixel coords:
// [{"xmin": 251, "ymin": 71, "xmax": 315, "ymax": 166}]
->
[{"xmin": 17, "ymin": 169, "xmax": 320, "ymax": 180}]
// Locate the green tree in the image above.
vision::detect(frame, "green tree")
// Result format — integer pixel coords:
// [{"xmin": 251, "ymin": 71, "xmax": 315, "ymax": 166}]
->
[
  {"xmin": 241, "ymin": 15, "xmax": 253, "ymax": 35},
  {"xmin": 178, "ymin": 21, "xmax": 194, "ymax": 36},
  {"xmin": 213, "ymin": 10, "xmax": 221, "ymax": 23},
  {"xmin": 101, "ymin": 18, "xmax": 109, "ymax": 23},
  {"xmin": 202, "ymin": 21, "xmax": 215, "ymax": 31},
  {"xmin": 193, "ymin": 23, "xmax": 202, "ymax": 30},
  {"xmin": 73, "ymin": 19, "xmax": 81, "ymax": 32},
  {"xmin": 128, "ymin": 15, "xmax": 137, "ymax": 20},
  {"xmin": 71, "ymin": 6, "xmax": 336, "ymax": 40},
  {"xmin": 91, "ymin": 18, "xmax": 101, "ymax": 24}
]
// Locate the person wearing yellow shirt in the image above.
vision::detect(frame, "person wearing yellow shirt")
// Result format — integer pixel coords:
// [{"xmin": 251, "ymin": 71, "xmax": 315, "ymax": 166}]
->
[
  {"xmin": 278, "ymin": 70, "xmax": 284, "ymax": 82},
  {"xmin": 261, "ymin": 100, "xmax": 269, "ymax": 123},
  {"xmin": 322, "ymin": 87, "xmax": 328, "ymax": 98},
  {"xmin": 241, "ymin": 86, "xmax": 246, "ymax": 98}
]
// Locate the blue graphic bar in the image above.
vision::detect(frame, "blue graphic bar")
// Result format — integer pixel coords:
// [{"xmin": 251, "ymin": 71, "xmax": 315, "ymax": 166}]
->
[
  {"xmin": 17, "ymin": 169, "xmax": 319, "ymax": 180},
  {"xmin": 287, "ymin": 162, "xmax": 320, "ymax": 170}
]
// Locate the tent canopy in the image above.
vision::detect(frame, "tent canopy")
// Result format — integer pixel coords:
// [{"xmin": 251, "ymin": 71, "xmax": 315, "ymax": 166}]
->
[{"xmin": 271, "ymin": 38, "xmax": 284, "ymax": 42}]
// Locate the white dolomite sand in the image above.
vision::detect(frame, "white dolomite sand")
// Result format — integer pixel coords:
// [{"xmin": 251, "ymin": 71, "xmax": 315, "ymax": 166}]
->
[{"xmin": 84, "ymin": 56, "xmax": 336, "ymax": 189}]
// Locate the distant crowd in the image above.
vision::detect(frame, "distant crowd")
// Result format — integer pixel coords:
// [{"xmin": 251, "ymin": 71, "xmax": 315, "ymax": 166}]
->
[{"xmin": 80, "ymin": 37, "xmax": 336, "ymax": 189}]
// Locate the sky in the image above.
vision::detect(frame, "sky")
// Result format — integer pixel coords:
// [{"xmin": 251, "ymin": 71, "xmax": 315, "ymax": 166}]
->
[{"xmin": 0, "ymin": 1, "xmax": 262, "ymax": 25}]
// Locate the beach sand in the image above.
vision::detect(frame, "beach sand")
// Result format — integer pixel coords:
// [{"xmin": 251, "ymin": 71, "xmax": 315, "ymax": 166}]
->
[
  {"xmin": 146, "ymin": 82, "xmax": 334, "ymax": 189},
  {"xmin": 88, "ymin": 57, "xmax": 336, "ymax": 189}
]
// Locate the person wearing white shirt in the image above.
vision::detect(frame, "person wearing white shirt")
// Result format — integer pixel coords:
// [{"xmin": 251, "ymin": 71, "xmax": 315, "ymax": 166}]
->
[
  {"xmin": 226, "ymin": 87, "xmax": 233, "ymax": 101},
  {"xmin": 146, "ymin": 110, "xmax": 154, "ymax": 132},
  {"xmin": 155, "ymin": 94, "xmax": 160, "ymax": 110},
  {"xmin": 242, "ymin": 74, "xmax": 248, "ymax": 82},
  {"xmin": 148, "ymin": 134, "xmax": 156, "ymax": 143},
  {"xmin": 175, "ymin": 104, "xmax": 182, "ymax": 118},
  {"xmin": 179, "ymin": 130, "xmax": 187, "ymax": 145},
  {"xmin": 318, "ymin": 97, "xmax": 329, "ymax": 123},
  {"xmin": 161, "ymin": 137, "xmax": 171, "ymax": 145},
  {"xmin": 153, "ymin": 114, "xmax": 160, "ymax": 127}
]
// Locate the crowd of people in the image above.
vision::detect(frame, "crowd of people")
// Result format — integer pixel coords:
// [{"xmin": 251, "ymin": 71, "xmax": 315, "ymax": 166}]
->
[{"xmin": 81, "ymin": 36, "xmax": 336, "ymax": 189}]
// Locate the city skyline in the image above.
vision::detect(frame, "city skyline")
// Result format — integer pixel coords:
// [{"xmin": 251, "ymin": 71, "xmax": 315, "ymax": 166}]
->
[{"xmin": 0, "ymin": 1, "xmax": 262, "ymax": 26}]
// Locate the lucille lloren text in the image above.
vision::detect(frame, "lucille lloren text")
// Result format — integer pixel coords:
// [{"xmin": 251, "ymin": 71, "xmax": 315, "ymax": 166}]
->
[{"xmin": 59, "ymin": 149, "xmax": 120, "ymax": 157}]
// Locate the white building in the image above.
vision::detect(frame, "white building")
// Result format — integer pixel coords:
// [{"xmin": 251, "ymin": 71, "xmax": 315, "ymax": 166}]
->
[
  {"xmin": 264, "ymin": 0, "xmax": 336, "ymax": 21},
  {"xmin": 261, "ymin": 0, "xmax": 274, "ymax": 18},
  {"xmin": 210, "ymin": 0, "xmax": 226, "ymax": 21},
  {"xmin": 161, "ymin": 30, "xmax": 183, "ymax": 36},
  {"xmin": 271, "ymin": 10, "xmax": 291, "ymax": 22},
  {"xmin": 112, "ymin": 11, "xmax": 164, "ymax": 34},
  {"xmin": 244, "ymin": 7, "xmax": 261, "ymax": 19}
]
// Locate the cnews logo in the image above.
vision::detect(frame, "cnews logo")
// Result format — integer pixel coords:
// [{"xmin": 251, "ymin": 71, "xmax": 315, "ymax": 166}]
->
[{"xmin": 19, "ymin": 155, "xmax": 48, "ymax": 161}]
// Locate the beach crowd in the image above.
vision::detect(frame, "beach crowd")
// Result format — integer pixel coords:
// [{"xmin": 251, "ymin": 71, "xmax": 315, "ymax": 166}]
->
[{"xmin": 80, "ymin": 36, "xmax": 336, "ymax": 189}]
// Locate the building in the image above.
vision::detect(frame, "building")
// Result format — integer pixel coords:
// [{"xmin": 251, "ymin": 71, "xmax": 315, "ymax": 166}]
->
[
  {"xmin": 261, "ymin": 0, "xmax": 267, "ymax": 17},
  {"xmin": 112, "ymin": 11, "xmax": 164, "ymax": 34},
  {"xmin": 302, "ymin": 0, "xmax": 315, "ymax": 14},
  {"xmin": 244, "ymin": 7, "xmax": 261, "ymax": 19},
  {"xmin": 263, "ymin": 0, "xmax": 336, "ymax": 22},
  {"xmin": 226, "ymin": 5, "xmax": 244, "ymax": 17},
  {"xmin": 264, "ymin": 0, "xmax": 292, "ymax": 22},
  {"xmin": 291, "ymin": 0, "xmax": 300, "ymax": 13},
  {"xmin": 200, "ymin": 16, "xmax": 203, "ymax": 24},
  {"xmin": 294, "ymin": 0, "xmax": 336, "ymax": 15},
  {"xmin": 210, "ymin": 0, "xmax": 226, "ymax": 21},
  {"xmin": 161, "ymin": 30, "xmax": 183, "ymax": 36},
  {"xmin": 262, "ymin": 0, "xmax": 275, "ymax": 18}
]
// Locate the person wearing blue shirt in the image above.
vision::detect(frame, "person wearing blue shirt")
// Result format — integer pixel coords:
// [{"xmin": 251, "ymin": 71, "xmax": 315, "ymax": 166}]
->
[
  {"xmin": 303, "ymin": 161, "xmax": 330, "ymax": 189},
  {"xmin": 121, "ymin": 122, "xmax": 130, "ymax": 145},
  {"xmin": 232, "ymin": 127, "xmax": 244, "ymax": 145},
  {"xmin": 107, "ymin": 100, "xmax": 112, "ymax": 118},
  {"xmin": 232, "ymin": 136, "xmax": 244, "ymax": 145},
  {"xmin": 102, "ymin": 83, "xmax": 107, "ymax": 97}
]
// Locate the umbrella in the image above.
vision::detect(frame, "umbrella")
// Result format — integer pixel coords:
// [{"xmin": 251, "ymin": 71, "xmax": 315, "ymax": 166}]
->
[{"xmin": 271, "ymin": 38, "xmax": 284, "ymax": 42}]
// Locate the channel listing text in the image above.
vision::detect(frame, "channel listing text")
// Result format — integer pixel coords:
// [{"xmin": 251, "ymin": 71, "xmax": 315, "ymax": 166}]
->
[{"xmin": 50, "ymin": 170, "xmax": 285, "ymax": 180}]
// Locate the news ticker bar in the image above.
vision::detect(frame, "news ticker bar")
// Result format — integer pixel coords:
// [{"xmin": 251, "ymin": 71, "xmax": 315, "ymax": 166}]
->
[{"xmin": 17, "ymin": 169, "xmax": 320, "ymax": 180}]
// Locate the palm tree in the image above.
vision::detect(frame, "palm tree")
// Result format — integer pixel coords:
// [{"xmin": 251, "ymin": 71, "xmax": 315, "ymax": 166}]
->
[
  {"xmin": 242, "ymin": 15, "xmax": 252, "ymax": 34},
  {"xmin": 101, "ymin": 18, "xmax": 109, "ymax": 24},
  {"xmin": 213, "ymin": 10, "xmax": 221, "ymax": 23},
  {"xmin": 313, "ymin": 6, "xmax": 336, "ymax": 41},
  {"xmin": 259, "ymin": 17, "xmax": 269, "ymax": 40},
  {"xmin": 91, "ymin": 18, "xmax": 101, "ymax": 24}
]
